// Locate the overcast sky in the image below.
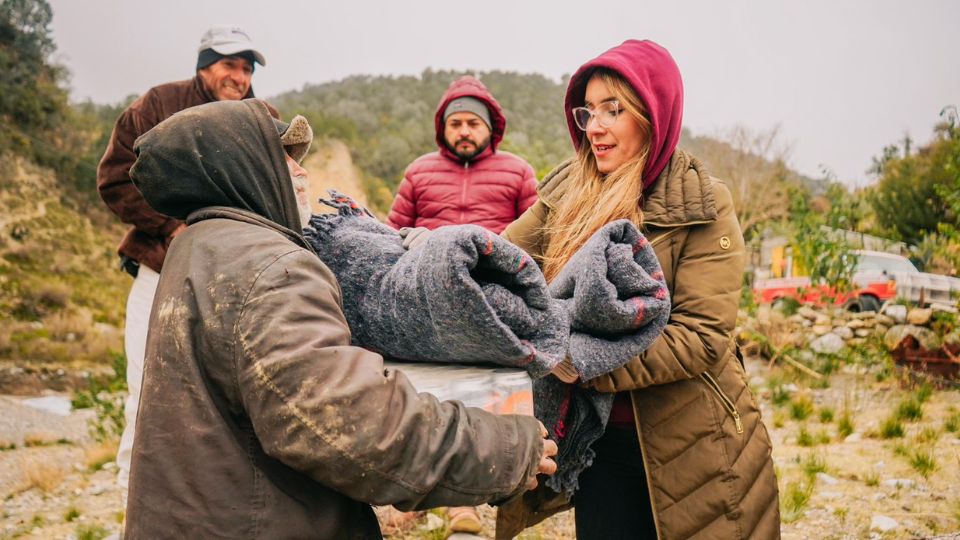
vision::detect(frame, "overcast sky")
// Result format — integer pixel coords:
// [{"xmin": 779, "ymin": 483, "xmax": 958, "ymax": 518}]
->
[{"xmin": 48, "ymin": 0, "xmax": 959, "ymax": 186}]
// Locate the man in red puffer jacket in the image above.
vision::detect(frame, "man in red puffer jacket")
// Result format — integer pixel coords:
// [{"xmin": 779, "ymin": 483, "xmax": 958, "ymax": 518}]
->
[{"xmin": 386, "ymin": 76, "xmax": 537, "ymax": 234}]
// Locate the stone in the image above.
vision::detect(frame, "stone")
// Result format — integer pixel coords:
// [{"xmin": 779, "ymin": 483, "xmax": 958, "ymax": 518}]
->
[
  {"xmin": 846, "ymin": 319, "xmax": 866, "ymax": 329},
  {"xmin": 798, "ymin": 306, "xmax": 818, "ymax": 320},
  {"xmin": 875, "ymin": 314, "xmax": 895, "ymax": 326},
  {"xmin": 832, "ymin": 326, "xmax": 854, "ymax": 339},
  {"xmin": 906, "ymin": 308, "xmax": 933, "ymax": 326},
  {"xmin": 883, "ymin": 325, "xmax": 940, "ymax": 351},
  {"xmin": 848, "ymin": 338, "xmax": 867, "ymax": 346},
  {"xmin": 851, "ymin": 311, "xmax": 876, "ymax": 319},
  {"xmin": 870, "ymin": 515, "xmax": 898, "ymax": 533},
  {"xmin": 844, "ymin": 433, "xmax": 863, "ymax": 443},
  {"xmin": 855, "ymin": 329, "xmax": 872, "ymax": 338},
  {"xmin": 810, "ymin": 333, "xmax": 845, "ymax": 354},
  {"xmin": 787, "ymin": 314, "xmax": 805, "ymax": 324},
  {"xmin": 814, "ymin": 314, "xmax": 832, "ymax": 326},
  {"xmin": 812, "ymin": 324, "xmax": 833, "ymax": 336},
  {"xmin": 883, "ymin": 304, "xmax": 908, "ymax": 323},
  {"xmin": 421, "ymin": 513, "xmax": 445, "ymax": 531},
  {"xmin": 816, "ymin": 472, "xmax": 840, "ymax": 485}
]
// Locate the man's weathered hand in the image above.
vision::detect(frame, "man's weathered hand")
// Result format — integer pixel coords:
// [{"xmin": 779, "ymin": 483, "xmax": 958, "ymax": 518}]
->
[
  {"xmin": 398, "ymin": 226, "xmax": 431, "ymax": 250},
  {"xmin": 526, "ymin": 422, "xmax": 558, "ymax": 490}
]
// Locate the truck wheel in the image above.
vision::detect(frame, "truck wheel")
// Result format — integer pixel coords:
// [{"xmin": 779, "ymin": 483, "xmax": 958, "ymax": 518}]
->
[
  {"xmin": 858, "ymin": 295, "xmax": 881, "ymax": 313},
  {"xmin": 846, "ymin": 295, "xmax": 880, "ymax": 313}
]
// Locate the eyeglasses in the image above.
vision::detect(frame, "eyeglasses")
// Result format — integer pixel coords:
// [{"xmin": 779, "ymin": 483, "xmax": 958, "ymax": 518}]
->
[{"xmin": 571, "ymin": 100, "xmax": 622, "ymax": 131}]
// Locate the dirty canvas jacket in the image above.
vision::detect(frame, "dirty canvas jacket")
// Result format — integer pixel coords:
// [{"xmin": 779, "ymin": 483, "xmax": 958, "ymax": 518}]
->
[
  {"xmin": 502, "ymin": 150, "xmax": 781, "ymax": 539},
  {"xmin": 125, "ymin": 100, "xmax": 543, "ymax": 539}
]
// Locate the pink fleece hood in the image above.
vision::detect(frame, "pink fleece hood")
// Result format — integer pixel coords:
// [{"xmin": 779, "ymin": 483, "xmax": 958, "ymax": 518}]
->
[{"xmin": 564, "ymin": 39, "xmax": 684, "ymax": 189}]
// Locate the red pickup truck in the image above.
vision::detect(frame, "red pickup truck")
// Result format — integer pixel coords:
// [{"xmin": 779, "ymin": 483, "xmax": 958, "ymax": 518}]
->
[{"xmin": 753, "ymin": 250, "xmax": 939, "ymax": 312}]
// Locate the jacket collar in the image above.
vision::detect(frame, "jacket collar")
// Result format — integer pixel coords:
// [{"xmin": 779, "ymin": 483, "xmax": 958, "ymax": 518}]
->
[
  {"xmin": 186, "ymin": 206, "xmax": 314, "ymax": 253},
  {"xmin": 536, "ymin": 149, "xmax": 717, "ymax": 228}
]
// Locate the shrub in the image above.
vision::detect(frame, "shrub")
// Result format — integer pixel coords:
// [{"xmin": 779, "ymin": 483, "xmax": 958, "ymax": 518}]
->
[
  {"xmin": 19, "ymin": 459, "xmax": 65, "ymax": 493},
  {"xmin": 819, "ymin": 407, "xmax": 835, "ymax": 423},
  {"xmin": 801, "ymin": 453, "xmax": 828, "ymax": 478},
  {"xmin": 909, "ymin": 450, "xmax": 938, "ymax": 479},
  {"xmin": 780, "ymin": 479, "xmax": 814, "ymax": 523},
  {"xmin": 790, "ymin": 394, "xmax": 814, "ymax": 421},
  {"xmin": 64, "ymin": 506, "xmax": 80, "ymax": 522},
  {"xmin": 945, "ymin": 407, "xmax": 960, "ymax": 433},
  {"xmin": 75, "ymin": 523, "xmax": 109, "ymax": 540},
  {"xmin": 895, "ymin": 398, "xmax": 923, "ymax": 422},
  {"xmin": 879, "ymin": 417, "xmax": 905, "ymax": 439},
  {"xmin": 837, "ymin": 412, "xmax": 855, "ymax": 438}
]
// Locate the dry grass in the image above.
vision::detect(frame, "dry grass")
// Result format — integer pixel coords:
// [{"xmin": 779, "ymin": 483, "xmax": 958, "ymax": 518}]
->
[
  {"xmin": 22, "ymin": 430, "xmax": 62, "ymax": 447},
  {"xmin": 18, "ymin": 458, "xmax": 66, "ymax": 493},
  {"xmin": 84, "ymin": 440, "xmax": 118, "ymax": 471}
]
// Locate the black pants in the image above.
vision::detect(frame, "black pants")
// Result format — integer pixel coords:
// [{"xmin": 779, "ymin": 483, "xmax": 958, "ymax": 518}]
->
[{"xmin": 574, "ymin": 426, "xmax": 657, "ymax": 539}]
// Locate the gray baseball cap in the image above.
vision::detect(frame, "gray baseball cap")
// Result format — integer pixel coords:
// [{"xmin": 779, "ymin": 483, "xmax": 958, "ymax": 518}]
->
[{"xmin": 197, "ymin": 25, "xmax": 266, "ymax": 66}]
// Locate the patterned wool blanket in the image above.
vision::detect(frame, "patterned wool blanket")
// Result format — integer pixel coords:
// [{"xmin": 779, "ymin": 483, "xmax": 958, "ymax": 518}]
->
[
  {"xmin": 536, "ymin": 219, "xmax": 671, "ymax": 494},
  {"xmin": 303, "ymin": 191, "xmax": 568, "ymax": 378}
]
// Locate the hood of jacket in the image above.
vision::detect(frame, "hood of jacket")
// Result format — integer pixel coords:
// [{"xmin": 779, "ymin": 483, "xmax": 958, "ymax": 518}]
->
[
  {"xmin": 564, "ymin": 39, "xmax": 684, "ymax": 190},
  {"xmin": 434, "ymin": 76, "xmax": 506, "ymax": 162},
  {"xmin": 130, "ymin": 98, "xmax": 303, "ymax": 234}
]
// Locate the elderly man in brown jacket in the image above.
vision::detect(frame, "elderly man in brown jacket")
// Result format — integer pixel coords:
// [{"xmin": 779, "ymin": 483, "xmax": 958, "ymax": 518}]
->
[
  {"xmin": 96, "ymin": 25, "xmax": 280, "ymax": 491},
  {"xmin": 124, "ymin": 98, "xmax": 556, "ymax": 538}
]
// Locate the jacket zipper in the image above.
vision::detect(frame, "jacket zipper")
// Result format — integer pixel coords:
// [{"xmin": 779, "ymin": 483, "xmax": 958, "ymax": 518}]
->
[
  {"xmin": 630, "ymin": 392, "xmax": 665, "ymax": 540},
  {"xmin": 700, "ymin": 372, "xmax": 743, "ymax": 433},
  {"xmin": 459, "ymin": 161, "xmax": 470, "ymax": 223}
]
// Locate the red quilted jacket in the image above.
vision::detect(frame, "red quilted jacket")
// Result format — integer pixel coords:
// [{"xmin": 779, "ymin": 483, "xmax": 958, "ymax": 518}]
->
[{"xmin": 386, "ymin": 76, "xmax": 537, "ymax": 234}]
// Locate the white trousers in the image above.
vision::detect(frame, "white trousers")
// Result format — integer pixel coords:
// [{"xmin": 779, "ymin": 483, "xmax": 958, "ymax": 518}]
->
[{"xmin": 116, "ymin": 264, "xmax": 160, "ymax": 490}]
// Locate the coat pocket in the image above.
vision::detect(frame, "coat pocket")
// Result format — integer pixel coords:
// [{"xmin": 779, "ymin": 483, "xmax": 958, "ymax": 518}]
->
[{"xmin": 700, "ymin": 372, "xmax": 743, "ymax": 434}]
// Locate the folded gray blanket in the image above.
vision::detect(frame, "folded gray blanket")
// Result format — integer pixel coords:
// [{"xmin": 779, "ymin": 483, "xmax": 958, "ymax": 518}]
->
[
  {"xmin": 303, "ymin": 191, "xmax": 567, "ymax": 378},
  {"xmin": 536, "ymin": 219, "xmax": 671, "ymax": 494}
]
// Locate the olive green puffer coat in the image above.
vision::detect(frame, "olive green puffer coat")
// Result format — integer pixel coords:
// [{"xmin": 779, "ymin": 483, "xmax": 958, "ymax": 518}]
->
[{"xmin": 501, "ymin": 150, "xmax": 780, "ymax": 539}]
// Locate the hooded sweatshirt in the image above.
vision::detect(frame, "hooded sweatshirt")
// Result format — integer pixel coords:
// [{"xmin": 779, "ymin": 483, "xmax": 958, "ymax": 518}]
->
[
  {"xmin": 386, "ymin": 76, "xmax": 537, "ymax": 234},
  {"xmin": 564, "ymin": 39, "xmax": 684, "ymax": 191},
  {"xmin": 561, "ymin": 39, "xmax": 685, "ymax": 426}
]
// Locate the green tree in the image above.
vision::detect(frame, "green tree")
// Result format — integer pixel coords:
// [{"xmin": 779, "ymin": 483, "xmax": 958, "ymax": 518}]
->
[
  {"xmin": 787, "ymin": 185, "xmax": 859, "ymax": 298},
  {"xmin": 868, "ymin": 114, "xmax": 960, "ymax": 245}
]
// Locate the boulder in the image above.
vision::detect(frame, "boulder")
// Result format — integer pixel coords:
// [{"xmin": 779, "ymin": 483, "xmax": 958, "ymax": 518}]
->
[
  {"xmin": 810, "ymin": 333, "xmax": 845, "ymax": 354},
  {"xmin": 812, "ymin": 324, "xmax": 833, "ymax": 336},
  {"xmin": 871, "ymin": 515, "xmax": 898, "ymax": 533},
  {"xmin": 832, "ymin": 326, "xmax": 854, "ymax": 339},
  {"xmin": 884, "ymin": 304, "xmax": 908, "ymax": 324},
  {"xmin": 854, "ymin": 329, "xmax": 872, "ymax": 338},
  {"xmin": 883, "ymin": 324, "xmax": 940, "ymax": 350},
  {"xmin": 846, "ymin": 319, "xmax": 866, "ymax": 329},
  {"xmin": 814, "ymin": 314, "xmax": 832, "ymax": 326},
  {"xmin": 798, "ymin": 306, "xmax": 818, "ymax": 321},
  {"xmin": 906, "ymin": 308, "xmax": 933, "ymax": 326},
  {"xmin": 875, "ymin": 314, "xmax": 896, "ymax": 326}
]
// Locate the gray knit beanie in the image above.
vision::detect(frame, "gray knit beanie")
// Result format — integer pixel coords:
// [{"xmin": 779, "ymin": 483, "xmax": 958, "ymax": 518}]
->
[{"xmin": 443, "ymin": 97, "xmax": 492, "ymax": 129}]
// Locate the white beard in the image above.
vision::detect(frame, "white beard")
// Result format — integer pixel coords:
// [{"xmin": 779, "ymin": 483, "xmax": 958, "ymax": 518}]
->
[{"xmin": 291, "ymin": 174, "xmax": 312, "ymax": 229}]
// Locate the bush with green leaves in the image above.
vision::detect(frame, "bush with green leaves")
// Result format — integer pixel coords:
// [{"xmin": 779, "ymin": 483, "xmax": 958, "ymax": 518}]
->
[{"xmin": 71, "ymin": 351, "xmax": 127, "ymax": 442}]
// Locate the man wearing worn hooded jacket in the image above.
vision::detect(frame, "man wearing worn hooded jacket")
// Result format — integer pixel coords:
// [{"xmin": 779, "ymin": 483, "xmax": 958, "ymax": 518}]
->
[
  {"xmin": 124, "ymin": 98, "xmax": 556, "ymax": 538},
  {"xmin": 386, "ymin": 76, "xmax": 537, "ymax": 234}
]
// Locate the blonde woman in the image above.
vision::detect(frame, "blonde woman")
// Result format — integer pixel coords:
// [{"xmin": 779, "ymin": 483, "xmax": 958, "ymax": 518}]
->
[{"xmin": 502, "ymin": 40, "xmax": 780, "ymax": 539}]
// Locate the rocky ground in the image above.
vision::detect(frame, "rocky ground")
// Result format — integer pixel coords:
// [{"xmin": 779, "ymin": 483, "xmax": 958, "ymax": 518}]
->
[{"xmin": 1, "ymin": 353, "xmax": 959, "ymax": 539}]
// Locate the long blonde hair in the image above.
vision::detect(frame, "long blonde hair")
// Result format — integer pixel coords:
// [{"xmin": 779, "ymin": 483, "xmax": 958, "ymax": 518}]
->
[{"xmin": 542, "ymin": 70, "xmax": 652, "ymax": 283}]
